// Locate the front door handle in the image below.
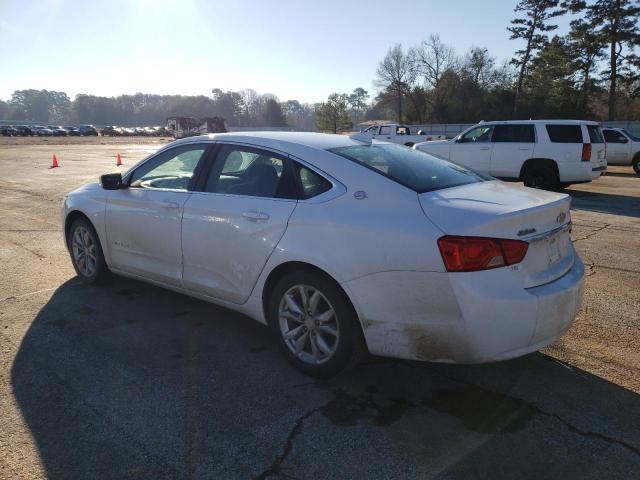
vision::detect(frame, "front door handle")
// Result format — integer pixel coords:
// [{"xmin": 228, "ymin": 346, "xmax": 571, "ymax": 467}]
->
[
  {"xmin": 242, "ymin": 210, "xmax": 270, "ymax": 221},
  {"xmin": 480, "ymin": 146, "xmax": 491, "ymax": 151},
  {"xmin": 161, "ymin": 200, "xmax": 180, "ymax": 209},
  {"xmin": 518, "ymin": 147, "xmax": 531, "ymax": 151}
]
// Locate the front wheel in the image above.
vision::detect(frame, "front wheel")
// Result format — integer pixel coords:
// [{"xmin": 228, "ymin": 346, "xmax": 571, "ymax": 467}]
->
[
  {"xmin": 523, "ymin": 164, "xmax": 559, "ymax": 190},
  {"xmin": 68, "ymin": 218, "xmax": 110, "ymax": 284},
  {"xmin": 633, "ymin": 155, "xmax": 640, "ymax": 175},
  {"xmin": 268, "ymin": 271, "xmax": 360, "ymax": 377}
]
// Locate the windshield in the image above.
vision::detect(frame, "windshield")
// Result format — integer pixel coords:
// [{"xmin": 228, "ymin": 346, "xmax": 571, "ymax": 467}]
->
[
  {"xmin": 621, "ymin": 129, "xmax": 640, "ymax": 142},
  {"xmin": 328, "ymin": 143, "xmax": 489, "ymax": 193}
]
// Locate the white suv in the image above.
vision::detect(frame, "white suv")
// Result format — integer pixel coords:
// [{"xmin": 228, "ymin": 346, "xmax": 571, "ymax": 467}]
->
[{"xmin": 413, "ymin": 120, "xmax": 607, "ymax": 189}]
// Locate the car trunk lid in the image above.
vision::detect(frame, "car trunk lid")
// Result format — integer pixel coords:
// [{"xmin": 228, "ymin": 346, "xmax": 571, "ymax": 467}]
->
[{"xmin": 419, "ymin": 180, "xmax": 574, "ymax": 288}]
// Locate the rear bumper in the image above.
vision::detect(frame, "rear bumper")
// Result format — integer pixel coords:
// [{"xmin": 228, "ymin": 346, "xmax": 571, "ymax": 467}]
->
[
  {"xmin": 345, "ymin": 253, "xmax": 584, "ymax": 363},
  {"xmin": 590, "ymin": 165, "xmax": 607, "ymax": 180}
]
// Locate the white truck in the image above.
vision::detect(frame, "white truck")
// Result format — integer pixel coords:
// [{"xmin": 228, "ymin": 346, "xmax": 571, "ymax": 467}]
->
[
  {"xmin": 601, "ymin": 127, "xmax": 640, "ymax": 175},
  {"xmin": 361, "ymin": 123, "xmax": 446, "ymax": 147}
]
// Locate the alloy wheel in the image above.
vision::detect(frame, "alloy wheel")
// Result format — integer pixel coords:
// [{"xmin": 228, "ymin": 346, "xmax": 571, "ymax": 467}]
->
[
  {"xmin": 71, "ymin": 225, "xmax": 97, "ymax": 277},
  {"xmin": 278, "ymin": 284, "xmax": 340, "ymax": 365}
]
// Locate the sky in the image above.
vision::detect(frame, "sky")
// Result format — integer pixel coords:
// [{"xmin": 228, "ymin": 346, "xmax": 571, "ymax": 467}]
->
[{"xmin": 0, "ymin": 0, "xmax": 574, "ymax": 103}]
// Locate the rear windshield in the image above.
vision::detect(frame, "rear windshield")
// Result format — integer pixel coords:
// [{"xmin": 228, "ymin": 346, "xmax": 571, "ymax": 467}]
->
[
  {"xmin": 546, "ymin": 124, "xmax": 583, "ymax": 143},
  {"xmin": 587, "ymin": 125, "xmax": 604, "ymax": 143},
  {"xmin": 328, "ymin": 143, "xmax": 488, "ymax": 193}
]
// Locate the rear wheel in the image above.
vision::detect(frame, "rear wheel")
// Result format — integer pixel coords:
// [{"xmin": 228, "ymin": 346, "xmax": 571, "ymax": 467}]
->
[
  {"xmin": 633, "ymin": 154, "xmax": 640, "ymax": 175},
  {"xmin": 68, "ymin": 218, "xmax": 110, "ymax": 284},
  {"xmin": 268, "ymin": 271, "xmax": 360, "ymax": 377},
  {"xmin": 523, "ymin": 163, "xmax": 559, "ymax": 191},
  {"xmin": 559, "ymin": 182, "xmax": 572, "ymax": 189}
]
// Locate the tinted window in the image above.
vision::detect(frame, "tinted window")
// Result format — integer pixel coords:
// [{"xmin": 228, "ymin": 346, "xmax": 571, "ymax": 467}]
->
[
  {"xmin": 603, "ymin": 129, "xmax": 628, "ymax": 143},
  {"xmin": 204, "ymin": 145, "xmax": 296, "ymax": 199},
  {"xmin": 130, "ymin": 145, "xmax": 206, "ymax": 191},
  {"xmin": 297, "ymin": 165, "xmax": 332, "ymax": 199},
  {"xmin": 587, "ymin": 125, "xmax": 604, "ymax": 143},
  {"xmin": 460, "ymin": 125, "xmax": 493, "ymax": 143},
  {"xmin": 546, "ymin": 125, "xmax": 583, "ymax": 143},
  {"xmin": 492, "ymin": 124, "xmax": 535, "ymax": 143},
  {"xmin": 328, "ymin": 143, "xmax": 487, "ymax": 193}
]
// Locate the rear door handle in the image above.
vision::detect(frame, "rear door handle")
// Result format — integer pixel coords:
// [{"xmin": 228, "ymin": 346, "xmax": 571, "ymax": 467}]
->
[
  {"xmin": 161, "ymin": 200, "xmax": 180, "ymax": 209},
  {"xmin": 242, "ymin": 210, "xmax": 270, "ymax": 221},
  {"xmin": 480, "ymin": 147, "xmax": 491, "ymax": 151},
  {"xmin": 518, "ymin": 147, "xmax": 531, "ymax": 151}
]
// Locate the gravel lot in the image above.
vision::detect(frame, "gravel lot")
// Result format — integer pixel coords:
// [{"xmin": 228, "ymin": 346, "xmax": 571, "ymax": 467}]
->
[{"xmin": 1, "ymin": 137, "xmax": 639, "ymax": 479}]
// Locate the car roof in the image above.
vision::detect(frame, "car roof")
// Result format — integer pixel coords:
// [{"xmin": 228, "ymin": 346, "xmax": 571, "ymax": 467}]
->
[
  {"xmin": 481, "ymin": 119, "xmax": 600, "ymax": 125},
  {"xmin": 171, "ymin": 131, "xmax": 374, "ymax": 152}
]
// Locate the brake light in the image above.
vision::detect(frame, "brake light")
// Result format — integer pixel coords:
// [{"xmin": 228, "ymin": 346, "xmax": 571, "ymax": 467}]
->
[
  {"xmin": 581, "ymin": 143, "xmax": 592, "ymax": 162},
  {"xmin": 437, "ymin": 236, "xmax": 529, "ymax": 272}
]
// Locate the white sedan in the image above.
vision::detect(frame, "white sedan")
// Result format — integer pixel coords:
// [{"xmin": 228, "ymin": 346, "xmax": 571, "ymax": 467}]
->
[{"xmin": 62, "ymin": 132, "xmax": 584, "ymax": 377}]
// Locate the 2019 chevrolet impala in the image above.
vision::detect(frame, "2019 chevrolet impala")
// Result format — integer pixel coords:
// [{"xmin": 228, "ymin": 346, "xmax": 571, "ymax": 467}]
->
[{"xmin": 62, "ymin": 132, "xmax": 585, "ymax": 377}]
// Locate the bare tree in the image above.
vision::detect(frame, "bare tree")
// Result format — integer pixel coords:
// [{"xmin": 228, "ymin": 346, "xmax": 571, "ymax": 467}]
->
[
  {"xmin": 375, "ymin": 44, "xmax": 417, "ymax": 122},
  {"xmin": 462, "ymin": 47, "xmax": 497, "ymax": 87},
  {"xmin": 412, "ymin": 34, "xmax": 457, "ymax": 88}
]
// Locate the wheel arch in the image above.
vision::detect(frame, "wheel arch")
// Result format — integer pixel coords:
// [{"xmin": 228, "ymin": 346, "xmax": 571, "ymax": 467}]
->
[
  {"xmin": 260, "ymin": 261, "xmax": 365, "ymax": 336},
  {"xmin": 519, "ymin": 157, "xmax": 559, "ymax": 180},
  {"xmin": 64, "ymin": 210, "xmax": 93, "ymax": 248}
]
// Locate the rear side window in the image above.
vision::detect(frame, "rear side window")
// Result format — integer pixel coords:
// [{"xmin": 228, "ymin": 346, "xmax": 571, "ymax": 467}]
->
[
  {"xmin": 328, "ymin": 143, "xmax": 488, "ymax": 193},
  {"xmin": 587, "ymin": 125, "xmax": 604, "ymax": 143},
  {"xmin": 492, "ymin": 125, "xmax": 535, "ymax": 143},
  {"xmin": 297, "ymin": 165, "xmax": 332, "ymax": 199},
  {"xmin": 546, "ymin": 125, "xmax": 583, "ymax": 143}
]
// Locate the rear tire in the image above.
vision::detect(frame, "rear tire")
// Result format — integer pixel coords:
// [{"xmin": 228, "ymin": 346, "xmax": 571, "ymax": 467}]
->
[
  {"xmin": 67, "ymin": 218, "xmax": 110, "ymax": 284},
  {"xmin": 633, "ymin": 155, "xmax": 640, "ymax": 176},
  {"xmin": 268, "ymin": 271, "xmax": 360, "ymax": 378},
  {"xmin": 559, "ymin": 182, "xmax": 572, "ymax": 189},
  {"xmin": 523, "ymin": 163, "xmax": 559, "ymax": 191}
]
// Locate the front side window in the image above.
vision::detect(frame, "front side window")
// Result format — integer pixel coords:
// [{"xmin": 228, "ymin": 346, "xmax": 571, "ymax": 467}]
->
[
  {"xmin": 492, "ymin": 124, "xmax": 535, "ymax": 143},
  {"xmin": 603, "ymin": 129, "xmax": 628, "ymax": 144},
  {"xmin": 460, "ymin": 125, "xmax": 493, "ymax": 143},
  {"xmin": 379, "ymin": 126, "xmax": 390, "ymax": 135},
  {"xmin": 546, "ymin": 124, "xmax": 583, "ymax": 143},
  {"xmin": 364, "ymin": 126, "xmax": 378, "ymax": 134},
  {"xmin": 129, "ymin": 144, "xmax": 207, "ymax": 190},
  {"xmin": 328, "ymin": 143, "xmax": 488, "ymax": 193},
  {"xmin": 204, "ymin": 145, "xmax": 296, "ymax": 199}
]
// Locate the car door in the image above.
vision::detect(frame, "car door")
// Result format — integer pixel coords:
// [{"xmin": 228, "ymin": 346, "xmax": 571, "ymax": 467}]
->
[
  {"xmin": 105, "ymin": 143, "xmax": 210, "ymax": 286},
  {"xmin": 449, "ymin": 125, "xmax": 494, "ymax": 173},
  {"xmin": 181, "ymin": 144, "xmax": 298, "ymax": 303},
  {"xmin": 490, "ymin": 124, "xmax": 535, "ymax": 178},
  {"xmin": 603, "ymin": 129, "xmax": 630, "ymax": 164}
]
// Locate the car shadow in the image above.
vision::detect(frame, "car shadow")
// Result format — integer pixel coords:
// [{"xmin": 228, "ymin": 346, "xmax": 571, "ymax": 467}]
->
[
  {"xmin": 605, "ymin": 171, "xmax": 638, "ymax": 178},
  {"xmin": 10, "ymin": 277, "xmax": 640, "ymax": 479},
  {"xmin": 563, "ymin": 189, "xmax": 640, "ymax": 218}
]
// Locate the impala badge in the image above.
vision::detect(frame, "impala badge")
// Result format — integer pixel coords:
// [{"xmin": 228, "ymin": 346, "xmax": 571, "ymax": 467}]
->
[{"xmin": 518, "ymin": 228, "xmax": 536, "ymax": 237}]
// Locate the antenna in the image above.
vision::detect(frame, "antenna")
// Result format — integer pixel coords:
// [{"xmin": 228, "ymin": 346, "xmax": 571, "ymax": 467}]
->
[{"xmin": 349, "ymin": 131, "xmax": 373, "ymax": 145}]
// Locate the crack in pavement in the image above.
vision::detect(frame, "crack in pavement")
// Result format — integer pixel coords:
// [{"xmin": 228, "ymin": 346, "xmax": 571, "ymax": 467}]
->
[{"xmin": 572, "ymin": 223, "xmax": 611, "ymax": 243}]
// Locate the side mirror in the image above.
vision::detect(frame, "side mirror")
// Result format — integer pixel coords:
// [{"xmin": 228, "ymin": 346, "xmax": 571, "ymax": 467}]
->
[{"xmin": 100, "ymin": 172, "xmax": 124, "ymax": 190}]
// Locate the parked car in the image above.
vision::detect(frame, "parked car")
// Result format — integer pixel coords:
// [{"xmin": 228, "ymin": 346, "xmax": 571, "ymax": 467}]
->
[
  {"xmin": 32, "ymin": 126, "xmax": 53, "ymax": 136},
  {"xmin": 77, "ymin": 124, "xmax": 99, "ymax": 136},
  {"xmin": 362, "ymin": 123, "xmax": 446, "ymax": 146},
  {"xmin": 62, "ymin": 132, "xmax": 584, "ymax": 377},
  {"xmin": 101, "ymin": 126, "xmax": 125, "ymax": 136},
  {"xmin": 0, "ymin": 125, "xmax": 18, "ymax": 136},
  {"xmin": 66, "ymin": 127, "xmax": 81, "ymax": 136},
  {"xmin": 414, "ymin": 120, "xmax": 607, "ymax": 190},
  {"xmin": 48, "ymin": 125, "xmax": 68, "ymax": 136},
  {"xmin": 13, "ymin": 125, "xmax": 33, "ymax": 136},
  {"xmin": 602, "ymin": 127, "xmax": 640, "ymax": 174}
]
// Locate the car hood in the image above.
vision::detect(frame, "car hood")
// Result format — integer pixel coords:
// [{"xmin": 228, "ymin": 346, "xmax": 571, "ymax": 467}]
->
[{"xmin": 418, "ymin": 180, "xmax": 571, "ymax": 238}]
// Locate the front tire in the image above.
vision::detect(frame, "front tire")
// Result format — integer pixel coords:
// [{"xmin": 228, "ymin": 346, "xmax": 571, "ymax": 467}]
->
[
  {"xmin": 523, "ymin": 163, "xmax": 559, "ymax": 190},
  {"xmin": 68, "ymin": 218, "xmax": 110, "ymax": 284},
  {"xmin": 633, "ymin": 154, "xmax": 640, "ymax": 175},
  {"xmin": 268, "ymin": 271, "xmax": 359, "ymax": 377}
]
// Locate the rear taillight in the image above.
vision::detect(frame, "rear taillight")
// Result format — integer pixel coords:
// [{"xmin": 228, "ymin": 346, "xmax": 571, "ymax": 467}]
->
[
  {"xmin": 581, "ymin": 143, "xmax": 592, "ymax": 162},
  {"xmin": 437, "ymin": 236, "xmax": 529, "ymax": 272}
]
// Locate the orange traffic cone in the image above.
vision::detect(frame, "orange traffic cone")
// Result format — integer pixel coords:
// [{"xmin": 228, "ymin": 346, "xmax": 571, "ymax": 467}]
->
[
  {"xmin": 51, "ymin": 154, "xmax": 59, "ymax": 168},
  {"xmin": 116, "ymin": 153, "xmax": 122, "ymax": 166}
]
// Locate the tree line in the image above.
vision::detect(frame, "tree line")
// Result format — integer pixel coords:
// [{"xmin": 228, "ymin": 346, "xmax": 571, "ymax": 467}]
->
[
  {"xmin": 0, "ymin": 88, "xmax": 317, "ymax": 130},
  {"xmin": 317, "ymin": 0, "xmax": 640, "ymax": 131}
]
